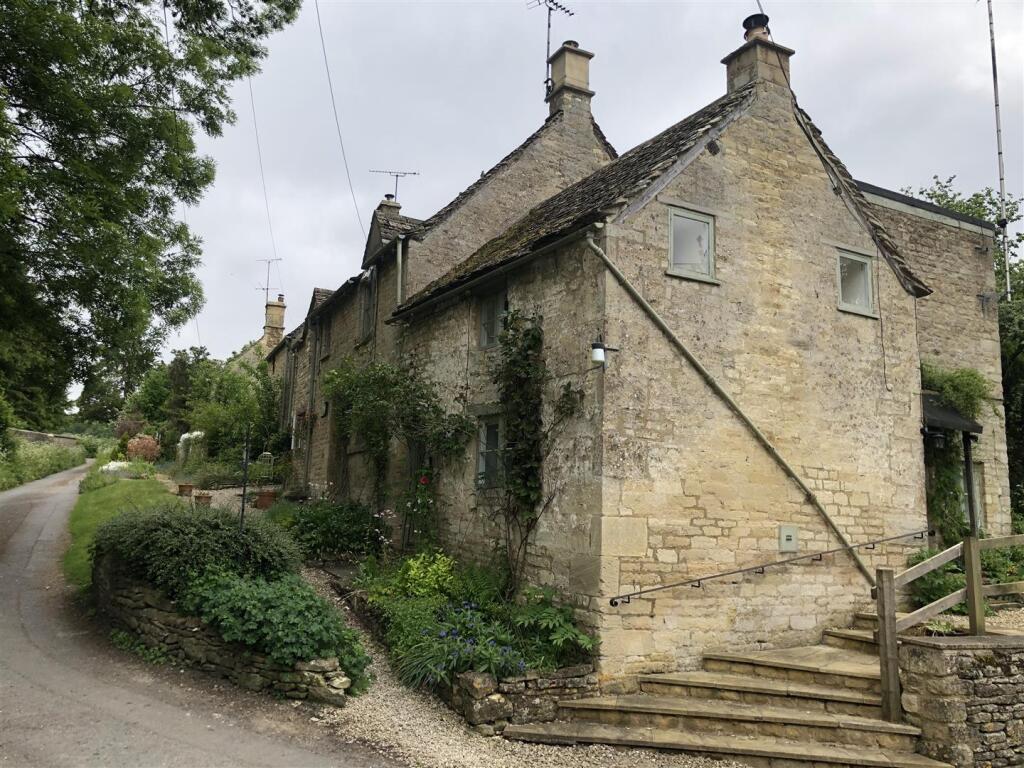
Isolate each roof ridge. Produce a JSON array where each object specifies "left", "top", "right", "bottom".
[{"left": 396, "top": 84, "right": 757, "bottom": 315}]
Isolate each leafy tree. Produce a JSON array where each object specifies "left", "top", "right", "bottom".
[
  {"left": 76, "top": 364, "right": 124, "bottom": 423},
  {"left": 0, "top": 0, "right": 300, "bottom": 426},
  {"left": 905, "top": 176, "right": 1023, "bottom": 531}
]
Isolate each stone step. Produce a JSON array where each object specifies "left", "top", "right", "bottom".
[
  {"left": 503, "top": 721, "right": 952, "bottom": 768},
  {"left": 639, "top": 671, "right": 881, "bottom": 718},
  {"left": 559, "top": 694, "right": 919, "bottom": 751},
  {"left": 822, "top": 628, "right": 879, "bottom": 654},
  {"left": 702, "top": 645, "right": 881, "bottom": 695},
  {"left": 851, "top": 611, "right": 911, "bottom": 631}
]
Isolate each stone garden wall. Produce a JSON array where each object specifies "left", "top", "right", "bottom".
[
  {"left": 900, "top": 635, "right": 1024, "bottom": 767},
  {"left": 93, "top": 555, "right": 352, "bottom": 706},
  {"left": 442, "top": 666, "right": 599, "bottom": 736}
]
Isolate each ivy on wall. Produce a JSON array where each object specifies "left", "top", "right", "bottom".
[
  {"left": 491, "top": 311, "right": 583, "bottom": 596},
  {"left": 921, "top": 362, "right": 991, "bottom": 545},
  {"left": 322, "top": 359, "right": 473, "bottom": 505}
]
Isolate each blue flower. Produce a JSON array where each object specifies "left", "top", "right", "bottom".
[{"left": 439, "top": 630, "right": 448, "bottom": 638}]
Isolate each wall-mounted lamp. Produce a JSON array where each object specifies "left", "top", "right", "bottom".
[
  {"left": 920, "top": 426, "right": 946, "bottom": 450},
  {"left": 591, "top": 336, "right": 619, "bottom": 366}
]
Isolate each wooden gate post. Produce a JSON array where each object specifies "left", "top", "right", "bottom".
[
  {"left": 963, "top": 535, "right": 986, "bottom": 636},
  {"left": 875, "top": 567, "right": 902, "bottom": 722}
]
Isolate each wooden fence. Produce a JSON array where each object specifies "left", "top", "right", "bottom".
[{"left": 874, "top": 533, "right": 1024, "bottom": 722}]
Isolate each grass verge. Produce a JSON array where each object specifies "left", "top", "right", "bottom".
[{"left": 63, "top": 476, "right": 174, "bottom": 590}]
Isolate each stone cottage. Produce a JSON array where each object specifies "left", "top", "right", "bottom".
[{"left": 261, "top": 18, "right": 1009, "bottom": 680}]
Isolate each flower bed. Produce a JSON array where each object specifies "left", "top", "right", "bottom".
[{"left": 345, "top": 552, "right": 597, "bottom": 733}]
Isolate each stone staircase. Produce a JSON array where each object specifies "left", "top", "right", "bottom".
[{"left": 504, "top": 619, "right": 951, "bottom": 768}]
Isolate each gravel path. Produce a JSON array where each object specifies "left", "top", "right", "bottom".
[
  {"left": 302, "top": 568, "right": 744, "bottom": 768},
  {"left": 944, "top": 604, "right": 1024, "bottom": 632}
]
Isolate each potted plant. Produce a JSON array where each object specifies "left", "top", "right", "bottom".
[{"left": 177, "top": 483, "right": 194, "bottom": 497}]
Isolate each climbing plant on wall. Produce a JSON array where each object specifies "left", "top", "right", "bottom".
[
  {"left": 491, "top": 311, "right": 584, "bottom": 596},
  {"left": 921, "top": 362, "right": 991, "bottom": 544},
  {"left": 322, "top": 359, "right": 473, "bottom": 505}
]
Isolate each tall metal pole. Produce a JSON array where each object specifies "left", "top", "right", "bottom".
[{"left": 987, "top": 0, "right": 1011, "bottom": 299}]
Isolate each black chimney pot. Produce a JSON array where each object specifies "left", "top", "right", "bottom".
[{"left": 743, "top": 13, "right": 769, "bottom": 31}]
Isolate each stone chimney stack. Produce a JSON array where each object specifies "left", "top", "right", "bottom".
[
  {"left": 546, "top": 40, "right": 594, "bottom": 116},
  {"left": 722, "top": 14, "right": 794, "bottom": 93},
  {"left": 263, "top": 293, "right": 285, "bottom": 351},
  {"left": 378, "top": 193, "right": 401, "bottom": 214}
]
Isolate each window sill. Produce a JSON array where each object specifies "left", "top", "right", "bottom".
[
  {"left": 837, "top": 304, "right": 879, "bottom": 319},
  {"left": 665, "top": 269, "right": 720, "bottom": 286}
]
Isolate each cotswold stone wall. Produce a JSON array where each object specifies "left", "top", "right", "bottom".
[
  {"left": 591, "top": 79, "right": 927, "bottom": 677},
  {"left": 900, "top": 636, "right": 1024, "bottom": 768},
  {"left": 866, "top": 198, "right": 1010, "bottom": 535},
  {"left": 443, "top": 666, "right": 599, "bottom": 736},
  {"left": 93, "top": 556, "right": 352, "bottom": 706}
]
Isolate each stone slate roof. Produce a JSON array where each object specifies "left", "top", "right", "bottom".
[
  {"left": 409, "top": 112, "right": 618, "bottom": 239},
  {"left": 378, "top": 209, "right": 422, "bottom": 243},
  {"left": 397, "top": 83, "right": 933, "bottom": 316},
  {"left": 396, "top": 84, "right": 756, "bottom": 314},
  {"left": 311, "top": 287, "right": 334, "bottom": 309}
]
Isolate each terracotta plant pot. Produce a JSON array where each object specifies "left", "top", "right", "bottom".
[
  {"left": 255, "top": 489, "right": 278, "bottom": 510},
  {"left": 177, "top": 483, "right": 194, "bottom": 497},
  {"left": 193, "top": 492, "right": 212, "bottom": 507}
]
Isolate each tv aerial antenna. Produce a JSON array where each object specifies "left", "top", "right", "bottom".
[
  {"left": 369, "top": 169, "right": 419, "bottom": 200},
  {"left": 527, "top": 0, "right": 574, "bottom": 98},
  {"left": 255, "top": 257, "right": 282, "bottom": 304}
]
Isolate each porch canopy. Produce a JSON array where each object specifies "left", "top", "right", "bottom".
[{"left": 922, "top": 392, "right": 983, "bottom": 435}]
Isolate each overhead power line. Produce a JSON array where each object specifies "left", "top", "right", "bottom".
[
  {"left": 313, "top": 0, "right": 365, "bottom": 238},
  {"left": 246, "top": 76, "right": 281, "bottom": 263}
]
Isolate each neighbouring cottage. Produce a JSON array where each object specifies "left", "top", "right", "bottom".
[{"left": 257, "top": 19, "right": 1009, "bottom": 681}]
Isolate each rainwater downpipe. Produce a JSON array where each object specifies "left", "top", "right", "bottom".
[
  {"left": 396, "top": 235, "right": 405, "bottom": 305},
  {"left": 583, "top": 226, "right": 874, "bottom": 586}
]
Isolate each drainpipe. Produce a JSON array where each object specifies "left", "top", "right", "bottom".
[
  {"left": 583, "top": 226, "right": 874, "bottom": 586},
  {"left": 396, "top": 235, "right": 405, "bottom": 305}
]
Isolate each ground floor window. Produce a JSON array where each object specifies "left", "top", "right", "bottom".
[{"left": 476, "top": 416, "right": 502, "bottom": 487}]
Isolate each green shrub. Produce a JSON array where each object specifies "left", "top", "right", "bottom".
[
  {"left": 79, "top": 470, "right": 119, "bottom": 494},
  {"left": 181, "top": 570, "right": 370, "bottom": 692},
  {"left": 92, "top": 504, "right": 301, "bottom": 597},
  {"left": 0, "top": 440, "right": 87, "bottom": 491},
  {"left": 906, "top": 545, "right": 1024, "bottom": 614},
  {"left": 356, "top": 553, "right": 593, "bottom": 688},
  {"left": 268, "top": 500, "right": 389, "bottom": 559}
]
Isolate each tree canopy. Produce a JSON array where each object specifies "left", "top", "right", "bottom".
[{"left": 0, "top": 0, "right": 300, "bottom": 428}]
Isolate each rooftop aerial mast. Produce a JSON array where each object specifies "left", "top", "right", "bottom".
[
  {"left": 528, "top": 0, "right": 574, "bottom": 98},
  {"left": 986, "top": 0, "right": 1011, "bottom": 299}
]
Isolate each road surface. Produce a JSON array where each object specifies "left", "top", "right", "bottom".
[{"left": 0, "top": 464, "right": 398, "bottom": 767}]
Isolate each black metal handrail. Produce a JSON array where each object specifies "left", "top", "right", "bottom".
[{"left": 608, "top": 528, "right": 932, "bottom": 607}]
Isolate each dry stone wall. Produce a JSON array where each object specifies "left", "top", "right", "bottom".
[
  {"left": 94, "top": 556, "right": 352, "bottom": 706},
  {"left": 444, "top": 666, "right": 599, "bottom": 736},
  {"left": 900, "top": 636, "right": 1024, "bottom": 767}
]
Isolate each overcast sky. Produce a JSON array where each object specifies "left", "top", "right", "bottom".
[{"left": 165, "top": 0, "right": 1024, "bottom": 360}]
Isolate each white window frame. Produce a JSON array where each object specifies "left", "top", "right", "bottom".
[
  {"left": 835, "top": 249, "right": 877, "bottom": 317},
  {"left": 667, "top": 207, "right": 717, "bottom": 283},
  {"left": 478, "top": 289, "right": 507, "bottom": 349},
  {"left": 476, "top": 415, "right": 503, "bottom": 488}
]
